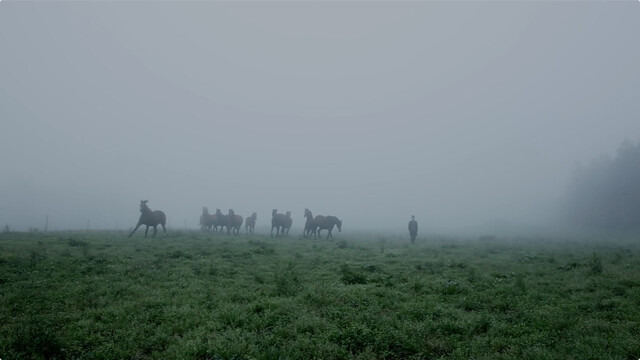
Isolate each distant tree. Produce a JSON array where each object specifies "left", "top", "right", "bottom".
[{"left": 565, "top": 140, "right": 640, "bottom": 229}]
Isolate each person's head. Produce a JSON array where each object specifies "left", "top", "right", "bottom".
[{"left": 411, "top": 215, "right": 415, "bottom": 220}]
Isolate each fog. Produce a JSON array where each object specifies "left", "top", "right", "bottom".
[{"left": 1, "top": 2, "right": 639, "bottom": 234}]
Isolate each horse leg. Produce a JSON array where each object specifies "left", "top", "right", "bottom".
[
  {"left": 161, "top": 223, "right": 167, "bottom": 234},
  {"left": 152, "top": 225, "right": 158, "bottom": 237},
  {"left": 144, "top": 225, "right": 149, "bottom": 238},
  {"left": 128, "top": 223, "right": 141, "bottom": 237},
  {"left": 327, "top": 229, "right": 332, "bottom": 240}
]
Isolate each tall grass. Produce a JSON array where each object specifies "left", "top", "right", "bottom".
[{"left": 1, "top": 231, "right": 639, "bottom": 359}]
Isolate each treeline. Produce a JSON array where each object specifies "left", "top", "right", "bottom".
[{"left": 565, "top": 140, "right": 640, "bottom": 229}]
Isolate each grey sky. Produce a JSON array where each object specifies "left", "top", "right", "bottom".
[{"left": 1, "top": 2, "right": 639, "bottom": 233}]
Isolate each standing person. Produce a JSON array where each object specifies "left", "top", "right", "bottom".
[{"left": 408, "top": 215, "right": 418, "bottom": 243}]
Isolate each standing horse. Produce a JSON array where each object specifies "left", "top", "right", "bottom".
[
  {"left": 200, "top": 207, "right": 216, "bottom": 232},
  {"left": 129, "top": 200, "right": 167, "bottom": 238},
  {"left": 215, "top": 209, "right": 228, "bottom": 233},
  {"left": 303, "top": 208, "right": 315, "bottom": 238},
  {"left": 312, "top": 215, "right": 342, "bottom": 240},
  {"left": 271, "top": 209, "right": 288, "bottom": 237},
  {"left": 227, "top": 209, "right": 243, "bottom": 235},
  {"left": 245, "top": 212, "right": 257, "bottom": 234}
]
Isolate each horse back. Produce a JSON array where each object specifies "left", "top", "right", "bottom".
[{"left": 154, "top": 210, "right": 166, "bottom": 225}]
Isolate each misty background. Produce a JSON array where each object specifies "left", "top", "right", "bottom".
[{"left": 1, "top": 2, "right": 639, "bottom": 234}]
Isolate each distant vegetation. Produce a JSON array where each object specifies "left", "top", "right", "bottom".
[
  {"left": 565, "top": 140, "right": 640, "bottom": 230},
  {"left": 1, "top": 231, "right": 639, "bottom": 359}
]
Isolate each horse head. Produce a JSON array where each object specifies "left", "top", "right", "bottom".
[
  {"left": 336, "top": 218, "right": 342, "bottom": 232},
  {"left": 140, "top": 200, "right": 150, "bottom": 213}
]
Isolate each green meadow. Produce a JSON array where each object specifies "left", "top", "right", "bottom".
[{"left": 1, "top": 230, "right": 639, "bottom": 359}]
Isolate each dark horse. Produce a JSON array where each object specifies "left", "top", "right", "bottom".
[
  {"left": 271, "top": 209, "right": 288, "bottom": 237},
  {"left": 312, "top": 215, "right": 342, "bottom": 240},
  {"left": 283, "top": 211, "right": 293, "bottom": 235},
  {"left": 129, "top": 200, "right": 167, "bottom": 238},
  {"left": 303, "top": 208, "right": 315, "bottom": 238},
  {"left": 227, "top": 209, "right": 243, "bottom": 235},
  {"left": 200, "top": 207, "right": 216, "bottom": 232},
  {"left": 215, "top": 209, "right": 228, "bottom": 233},
  {"left": 245, "top": 212, "right": 257, "bottom": 234}
]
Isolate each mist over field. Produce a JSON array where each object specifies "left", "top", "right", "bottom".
[{"left": 1, "top": 2, "right": 639, "bottom": 234}]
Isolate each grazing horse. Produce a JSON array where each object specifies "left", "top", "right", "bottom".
[
  {"left": 312, "top": 215, "right": 342, "bottom": 240},
  {"left": 227, "top": 209, "right": 243, "bottom": 235},
  {"left": 215, "top": 209, "right": 228, "bottom": 233},
  {"left": 245, "top": 212, "right": 257, "bottom": 234},
  {"left": 129, "top": 200, "right": 167, "bottom": 238},
  {"left": 271, "top": 209, "right": 288, "bottom": 237},
  {"left": 200, "top": 207, "right": 216, "bottom": 232},
  {"left": 304, "top": 208, "right": 315, "bottom": 238}
]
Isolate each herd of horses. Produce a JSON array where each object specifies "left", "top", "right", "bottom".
[
  {"left": 199, "top": 207, "right": 257, "bottom": 236},
  {"left": 128, "top": 200, "right": 342, "bottom": 239}
]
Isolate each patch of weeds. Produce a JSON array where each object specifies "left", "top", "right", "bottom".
[
  {"left": 67, "top": 238, "right": 88, "bottom": 247},
  {"left": 514, "top": 273, "right": 527, "bottom": 293},
  {"left": 274, "top": 262, "right": 302, "bottom": 296},
  {"left": 7, "top": 315, "right": 64, "bottom": 359},
  {"left": 337, "top": 239, "right": 348, "bottom": 249},
  {"left": 363, "top": 264, "right": 381, "bottom": 273},
  {"left": 472, "top": 314, "right": 491, "bottom": 334},
  {"left": 168, "top": 250, "right": 192, "bottom": 259},
  {"left": 589, "top": 252, "right": 603, "bottom": 275},
  {"left": 207, "top": 263, "right": 219, "bottom": 276},
  {"left": 467, "top": 267, "right": 478, "bottom": 283},
  {"left": 250, "top": 241, "right": 275, "bottom": 255},
  {"left": 29, "top": 249, "right": 46, "bottom": 266},
  {"left": 560, "top": 261, "right": 582, "bottom": 271},
  {"left": 254, "top": 273, "right": 265, "bottom": 284},
  {"left": 329, "top": 322, "right": 375, "bottom": 353},
  {"left": 441, "top": 280, "right": 463, "bottom": 296},
  {"left": 458, "top": 296, "right": 484, "bottom": 312},
  {"left": 410, "top": 277, "right": 425, "bottom": 293},
  {"left": 339, "top": 264, "right": 368, "bottom": 285}
]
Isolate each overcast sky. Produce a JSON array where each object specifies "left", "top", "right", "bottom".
[{"left": 1, "top": 1, "right": 639, "bottom": 234}]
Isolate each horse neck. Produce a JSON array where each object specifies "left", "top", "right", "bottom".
[{"left": 141, "top": 205, "right": 152, "bottom": 215}]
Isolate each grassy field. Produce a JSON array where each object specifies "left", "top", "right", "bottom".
[{"left": 1, "top": 230, "right": 639, "bottom": 359}]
